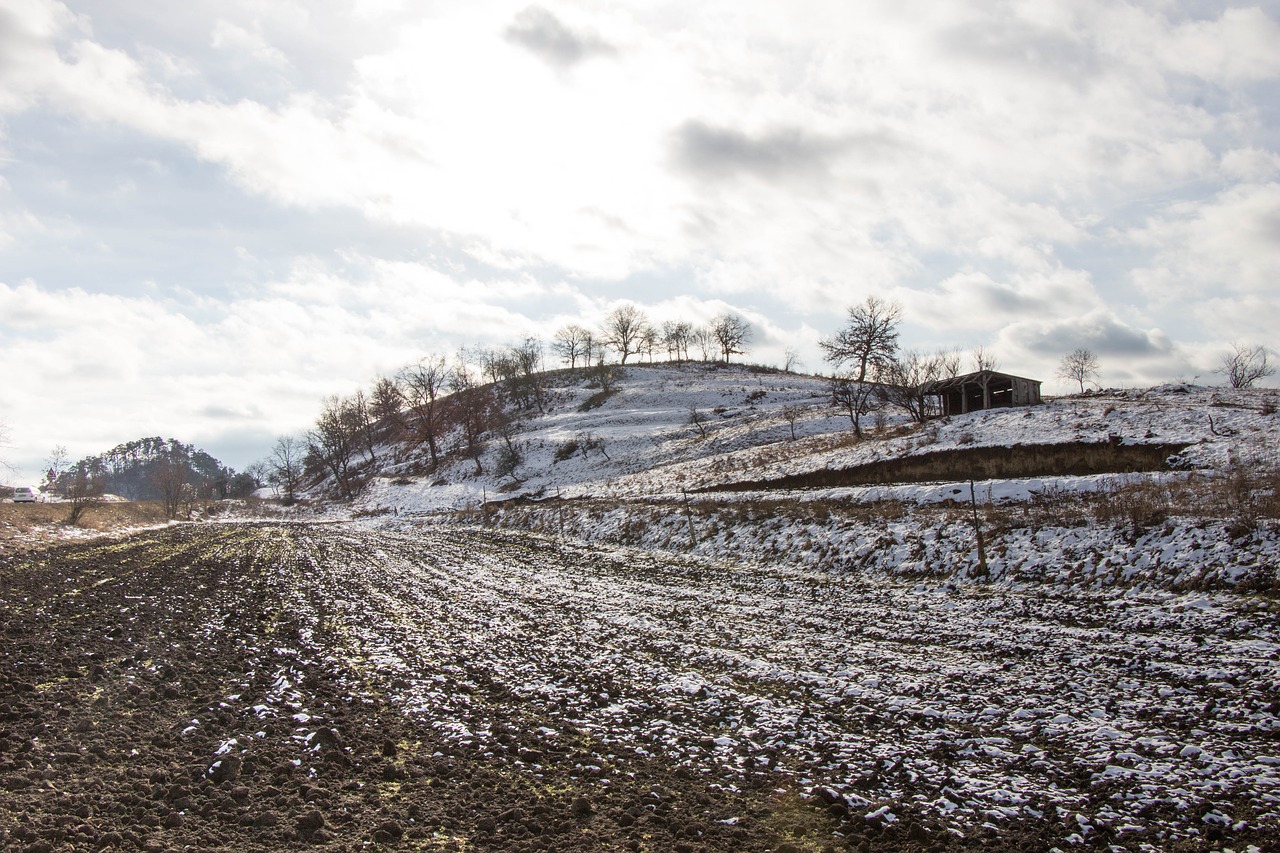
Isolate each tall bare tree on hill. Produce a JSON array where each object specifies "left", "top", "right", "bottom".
[
  {"left": 551, "top": 324, "right": 593, "bottom": 368},
  {"left": 820, "top": 296, "right": 902, "bottom": 438},
  {"left": 309, "top": 395, "right": 360, "bottom": 499},
  {"left": 448, "top": 361, "right": 496, "bottom": 474},
  {"left": 507, "top": 337, "right": 547, "bottom": 413},
  {"left": 350, "top": 388, "right": 379, "bottom": 465},
  {"left": 709, "top": 313, "right": 752, "bottom": 364},
  {"left": 400, "top": 355, "right": 450, "bottom": 468},
  {"left": 1057, "top": 348, "right": 1100, "bottom": 393},
  {"left": 601, "top": 304, "right": 650, "bottom": 364},
  {"left": 662, "top": 320, "right": 694, "bottom": 362},
  {"left": 151, "top": 448, "right": 188, "bottom": 518},
  {"left": 1216, "top": 343, "right": 1275, "bottom": 388},
  {"left": 269, "top": 435, "right": 305, "bottom": 504}
]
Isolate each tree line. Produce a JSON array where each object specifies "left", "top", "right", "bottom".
[
  {"left": 42, "top": 438, "right": 255, "bottom": 522},
  {"left": 262, "top": 305, "right": 756, "bottom": 502}
]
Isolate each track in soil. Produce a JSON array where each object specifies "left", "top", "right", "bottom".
[{"left": 1, "top": 522, "right": 1277, "bottom": 851}]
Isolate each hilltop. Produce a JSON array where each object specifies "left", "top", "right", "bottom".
[
  {"left": 341, "top": 364, "right": 1279, "bottom": 510},
  {"left": 306, "top": 363, "right": 1280, "bottom": 593}
]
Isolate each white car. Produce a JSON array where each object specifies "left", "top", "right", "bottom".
[{"left": 11, "top": 486, "right": 37, "bottom": 503}]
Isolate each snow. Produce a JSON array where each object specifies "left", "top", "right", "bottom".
[{"left": 258, "top": 523, "right": 1280, "bottom": 846}]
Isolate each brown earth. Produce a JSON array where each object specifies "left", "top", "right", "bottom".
[
  {"left": 4, "top": 521, "right": 1270, "bottom": 852},
  {"left": 695, "top": 440, "right": 1189, "bottom": 493},
  {"left": 0, "top": 523, "right": 968, "bottom": 852}
]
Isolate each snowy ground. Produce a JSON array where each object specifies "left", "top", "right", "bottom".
[
  {"left": 258, "top": 523, "right": 1280, "bottom": 849},
  {"left": 352, "top": 365, "right": 1280, "bottom": 517}
]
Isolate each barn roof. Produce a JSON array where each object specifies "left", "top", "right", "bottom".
[{"left": 920, "top": 369, "right": 1042, "bottom": 393}]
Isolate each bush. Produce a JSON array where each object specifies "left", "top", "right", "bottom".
[{"left": 578, "top": 389, "right": 617, "bottom": 412}]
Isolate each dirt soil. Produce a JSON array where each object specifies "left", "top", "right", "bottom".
[
  {"left": 0, "top": 524, "right": 879, "bottom": 852},
  {"left": 1, "top": 522, "right": 1276, "bottom": 852}
]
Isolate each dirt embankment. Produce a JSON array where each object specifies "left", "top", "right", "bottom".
[{"left": 697, "top": 440, "right": 1189, "bottom": 493}]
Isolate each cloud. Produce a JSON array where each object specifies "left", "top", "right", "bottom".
[
  {"left": 504, "top": 5, "right": 615, "bottom": 69},
  {"left": 991, "top": 309, "right": 1198, "bottom": 390},
  {"left": 670, "top": 120, "right": 858, "bottom": 184},
  {"left": 1126, "top": 180, "right": 1280, "bottom": 337},
  {"left": 210, "top": 19, "right": 291, "bottom": 70}
]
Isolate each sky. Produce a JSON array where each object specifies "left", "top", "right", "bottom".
[{"left": 1, "top": 0, "right": 1278, "bottom": 483}]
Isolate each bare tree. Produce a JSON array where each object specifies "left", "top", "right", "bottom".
[
  {"left": 781, "top": 405, "right": 802, "bottom": 440},
  {"left": 662, "top": 320, "right": 694, "bottom": 362},
  {"left": 882, "top": 349, "right": 950, "bottom": 422},
  {"left": 600, "top": 304, "right": 651, "bottom": 364},
  {"left": 309, "top": 395, "right": 360, "bottom": 499},
  {"left": 64, "top": 464, "right": 104, "bottom": 525},
  {"left": 0, "top": 419, "right": 11, "bottom": 475},
  {"left": 151, "top": 448, "right": 188, "bottom": 519},
  {"left": 400, "top": 355, "right": 450, "bottom": 468},
  {"left": 351, "top": 387, "right": 379, "bottom": 465},
  {"left": 244, "top": 460, "right": 269, "bottom": 490},
  {"left": 551, "top": 324, "right": 593, "bottom": 368},
  {"left": 692, "top": 326, "right": 716, "bottom": 362},
  {"left": 782, "top": 348, "right": 802, "bottom": 373},
  {"left": 508, "top": 337, "right": 547, "bottom": 413},
  {"left": 447, "top": 361, "right": 496, "bottom": 474},
  {"left": 1216, "top": 342, "right": 1275, "bottom": 388},
  {"left": 1057, "top": 347, "right": 1100, "bottom": 393},
  {"left": 820, "top": 296, "right": 902, "bottom": 438},
  {"left": 43, "top": 444, "right": 69, "bottom": 496},
  {"left": 269, "top": 435, "right": 305, "bottom": 504},
  {"left": 494, "top": 421, "right": 525, "bottom": 485},
  {"left": 709, "top": 313, "right": 752, "bottom": 364},
  {"left": 638, "top": 325, "right": 660, "bottom": 363},
  {"left": 688, "top": 405, "right": 709, "bottom": 439},
  {"left": 937, "top": 347, "right": 963, "bottom": 380},
  {"left": 971, "top": 345, "right": 999, "bottom": 373}
]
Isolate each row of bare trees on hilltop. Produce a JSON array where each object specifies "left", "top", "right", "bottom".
[
  {"left": 264, "top": 296, "right": 1274, "bottom": 502},
  {"left": 264, "top": 306, "right": 756, "bottom": 501}
]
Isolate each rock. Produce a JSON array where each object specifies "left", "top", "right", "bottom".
[
  {"left": 313, "top": 728, "right": 341, "bottom": 749},
  {"left": 571, "top": 796, "right": 593, "bottom": 817},
  {"left": 207, "top": 756, "right": 242, "bottom": 784},
  {"left": 296, "top": 810, "right": 325, "bottom": 837},
  {"left": 373, "top": 820, "right": 403, "bottom": 843},
  {"left": 477, "top": 817, "right": 497, "bottom": 833}
]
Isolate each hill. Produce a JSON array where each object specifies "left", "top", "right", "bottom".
[
  {"left": 306, "top": 363, "right": 1280, "bottom": 593},
  {"left": 340, "top": 362, "right": 1276, "bottom": 507},
  {"left": 51, "top": 437, "right": 255, "bottom": 502}
]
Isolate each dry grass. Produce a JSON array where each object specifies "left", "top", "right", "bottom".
[
  {"left": 0, "top": 498, "right": 292, "bottom": 555},
  {"left": 0, "top": 500, "right": 171, "bottom": 555}
]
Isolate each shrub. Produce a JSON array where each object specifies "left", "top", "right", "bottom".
[
  {"left": 553, "top": 440, "right": 580, "bottom": 463},
  {"left": 578, "top": 389, "right": 617, "bottom": 411}
]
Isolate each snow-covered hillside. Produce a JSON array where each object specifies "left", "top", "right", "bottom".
[
  {"left": 327, "top": 364, "right": 1280, "bottom": 593},
  {"left": 349, "top": 363, "right": 1279, "bottom": 515}
]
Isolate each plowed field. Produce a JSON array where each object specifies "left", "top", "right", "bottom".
[{"left": 2, "top": 523, "right": 1277, "bottom": 851}]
